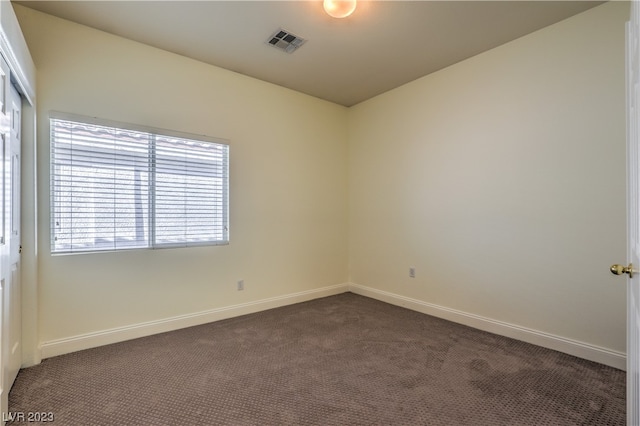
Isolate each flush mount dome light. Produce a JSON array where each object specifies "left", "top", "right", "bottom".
[{"left": 323, "top": 0, "right": 357, "bottom": 18}]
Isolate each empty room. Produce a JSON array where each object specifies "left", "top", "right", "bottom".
[{"left": 0, "top": 0, "right": 634, "bottom": 424}]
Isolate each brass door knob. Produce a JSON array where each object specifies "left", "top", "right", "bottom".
[{"left": 610, "top": 263, "right": 635, "bottom": 278}]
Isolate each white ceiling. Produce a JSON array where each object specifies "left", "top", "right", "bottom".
[{"left": 14, "top": 1, "right": 605, "bottom": 106}]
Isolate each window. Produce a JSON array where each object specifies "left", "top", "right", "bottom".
[{"left": 50, "top": 113, "right": 229, "bottom": 254}]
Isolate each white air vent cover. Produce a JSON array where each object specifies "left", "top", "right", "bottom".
[{"left": 267, "top": 29, "right": 306, "bottom": 54}]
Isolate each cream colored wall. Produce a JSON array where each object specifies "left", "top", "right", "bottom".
[
  {"left": 13, "top": 2, "right": 630, "bottom": 362},
  {"left": 348, "top": 2, "right": 628, "bottom": 354},
  {"left": 14, "top": 6, "right": 349, "bottom": 345}
]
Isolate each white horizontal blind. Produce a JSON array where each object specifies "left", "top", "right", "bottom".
[
  {"left": 153, "top": 135, "right": 229, "bottom": 246},
  {"left": 50, "top": 116, "right": 229, "bottom": 254}
]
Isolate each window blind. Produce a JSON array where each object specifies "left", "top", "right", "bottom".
[{"left": 50, "top": 116, "right": 229, "bottom": 254}]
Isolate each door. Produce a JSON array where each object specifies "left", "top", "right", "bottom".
[
  {"left": 626, "top": 3, "right": 640, "bottom": 424},
  {"left": 0, "top": 54, "right": 10, "bottom": 417},
  {"left": 0, "top": 62, "right": 21, "bottom": 420},
  {"left": 0, "top": 54, "right": 21, "bottom": 418},
  {"left": 6, "top": 84, "right": 20, "bottom": 392}
]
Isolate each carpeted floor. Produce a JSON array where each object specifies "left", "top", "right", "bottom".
[{"left": 7, "top": 293, "right": 625, "bottom": 425}]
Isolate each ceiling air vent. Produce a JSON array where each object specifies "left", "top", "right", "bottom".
[{"left": 267, "top": 29, "right": 306, "bottom": 54}]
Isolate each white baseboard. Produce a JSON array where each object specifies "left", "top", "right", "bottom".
[
  {"left": 348, "top": 282, "right": 626, "bottom": 370},
  {"left": 40, "top": 283, "right": 349, "bottom": 360},
  {"left": 39, "top": 282, "right": 626, "bottom": 370}
]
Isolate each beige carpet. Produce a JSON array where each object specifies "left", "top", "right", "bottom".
[{"left": 8, "top": 293, "right": 625, "bottom": 425}]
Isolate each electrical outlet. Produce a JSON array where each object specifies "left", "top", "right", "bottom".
[
  {"left": 409, "top": 267, "right": 415, "bottom": 278},
  {"left": 237, "top": 280, "right": 244, "bottom": 291}
]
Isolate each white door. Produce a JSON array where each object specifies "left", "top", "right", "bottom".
[
  {"left": 0, "top": 74, "right": 20, "bottom": 419},
  {"left": 6, "top": 84, "right": 20, "bottom": 392},
  {"left": 0, "top": 54, "right": 10, "bottom": 418},
  {"left": 623, "top": 3, "right": 640, "bottom": 424}
]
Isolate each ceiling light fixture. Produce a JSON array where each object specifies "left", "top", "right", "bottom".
[{"left": 323, "top": 0, "right": 357, "bottom": 18}]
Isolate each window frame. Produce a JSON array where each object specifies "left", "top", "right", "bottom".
[{"left": 49, "top": 111, "right": 230, "bottom": 255}]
